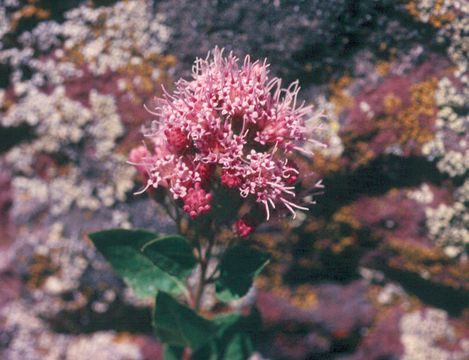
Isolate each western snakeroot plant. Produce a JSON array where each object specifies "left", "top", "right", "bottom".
[{"left": 89, "top": 47, "right": 323, "bottom": 359}]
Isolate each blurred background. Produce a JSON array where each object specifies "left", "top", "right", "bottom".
[{"left": 1, "top": 0, "right": 468, "bottom": 359}]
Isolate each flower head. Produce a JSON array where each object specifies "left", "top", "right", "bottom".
[
  {"left": 131, "top": 47, "right": 322, "bottom": 220},
  {"left": 183, "top": 182, "right": 212, "bottom": 218}
]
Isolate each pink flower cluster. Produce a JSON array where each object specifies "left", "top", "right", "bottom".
[{"left": 129, "top": 48, "right": 320, "bottom": 220}]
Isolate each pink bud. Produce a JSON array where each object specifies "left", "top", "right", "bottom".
[
  {"left": 235, "top": 217, "right": 255, "bottom": 237},
  {"left": 182, "top": 183, "right": 212, "bottom": 218}
]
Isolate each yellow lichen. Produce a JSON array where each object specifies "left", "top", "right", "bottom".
[
  {"left": 383, "top": 93, "right": 402, "bottom": 111},
  {"left": 404, "top": 0, "right": 455, "bottom": 28},
  {"left": 254, "top": 232, "right": 288, "bottom": 261},
  {"left": 256, "top": 272, "right": 283, "bottom": 291},
  {"left": 383, "top": 239, "right": 469, "bottom": 290},
  {"left": 342, "top": 77, "right": 437, "bottom": 166},
  {"left": 10, "top": 5, "right": 50, "bottom": 31},
  {"left": 376, "top": 61, "right": 391, "bottom": 76},
  {"left": 410, "top": 79, "right": 438, "bottom": 116},
  {"left": 272, "top": 286, "right": 291, "bottom": 299},
  {"left": 291, "top": 284, "right": 318, "bottom": 309},
  {"left": 352, "top": 141, "right": 375, "bottom": 167},
  {"left": 27, "top": 254, "right": 59, "bottom": 289},
  {"left": 333, "top": 205, "right": 361, "bottom": 230},
  {"left": 364, "top": 78, "right": 439, "bottom": 154},
  {"left": 391, "top": 78, "right": 437, "bottom": 147},
  {"left": 311, "top": 152, "right": 342, "bottom": 175},
  {"left": 120, "top": 54, "right": 177, "bottom": 94},
  {"left": 329, "top": 75, "right": 354, "bottom": 114},
  {"left": 331, "top": 236, "right": 355, "bottom": 254}
]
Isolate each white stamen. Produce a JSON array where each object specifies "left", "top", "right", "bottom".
[
  {"left": 134, "top": 180, "right": 153, "bottom": 195},
  {"left": 268, "top": 198, "right": 276, "bottom": 209},
  {"left": 143, "top": 103, "right": 160, "bottom": 116},
  {"left": 263, "top": 200, "right": 270, "bottom": 221},
  {"left": 280, "top": 197, "right": 309, "bottom": 211},
  {"left": 293, "top": 146, "right": 315, "bottom": 157},
  {"left": 283, "top": 201, "right": 297, "bottom": 219}
]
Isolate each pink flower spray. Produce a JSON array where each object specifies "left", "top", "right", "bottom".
[{"left": 129, "top": 47, "right": 323, "bottom": 224}]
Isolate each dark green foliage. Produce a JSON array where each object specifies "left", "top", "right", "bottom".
[
  {"left": 88, "top": 229, "right": 181, "bottom": 298},
  {"left": 153, "top": 292, "right": 218, "bottom": 351},
  {"left": 142, "top": 235, "right": 197, "bottom": 279},
  {"left": 216, "top": 246, "right": 270, "bottom": 302},
  {"left": 89, "top": 230, "right": 268, "bottom": 358},
  {"left": 191, "top": 309, "right": 261, "bottom": 360},
  {"left": 163, "top": 346, "right": 185, "bottom": 360}
]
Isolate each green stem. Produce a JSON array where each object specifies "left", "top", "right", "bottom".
[{"left": 194, "top": 232, "right": 215, "bottom": 311}]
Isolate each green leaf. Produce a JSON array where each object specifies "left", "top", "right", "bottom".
[
  {"left": 214, "top": 309, "right": 260, "bottom": 360},
  {"left": 191, "top": 309, "right": 261, "bottom": 360},
  {"left": 142, "top": 235, "right": 197, "bottom": 279},
  {"left": 153, "top": 292, "right": 218, "bottom": 351},
  {"left": 221, "top": 333, "right": 253, "bottom": 360},
  {"left": 88, "top": 229, "right": 181, "bottom": 298},
  {"left": 215, "top": 246, "right": 270, "bottom": 302},
  {"left": 212, "top": 313, "right": 242, "bottom": 327},
  {"left": 163, "top": 345, "right": 185, "bottom": 360},
  {"left": 189, "top": 345, "right": 215, "bottom": 360}
]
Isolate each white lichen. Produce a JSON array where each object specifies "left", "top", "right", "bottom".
[
  {"left": 422, "top": 5, "right": 469, "bottom": 178},
  {"left": 307, "top": 94, "right": 344, "bottom": 158},
  {"left": 4, "top": 86, "right": 135, "bottom": 215},
  {"left": 66, "top": 333, "right": 142, "bottom": 360},
  {"left": 377, "top": 283, "right": 405, "bottom": 305},
  {"left": 0, "top": 302, "right": 143, "bottom": 360},
  {"left": 425, "top": 179, "right": 469, "bottom": 256},
  {"left": 406, "top": 183, "right": 434, "bottom": 204},
  {"left": 60, "top": 0, "right": 170, "bottom": 75},
  {"left": 88, "top": 90, "right": 124, "bottom": 157},
  {"left": 400, "top": 308, "right": 469, "bottom": 360}
]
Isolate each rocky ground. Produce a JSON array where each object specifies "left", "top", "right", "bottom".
[{"left": 1, "top": 0, "right": 468, "bottom": 359}]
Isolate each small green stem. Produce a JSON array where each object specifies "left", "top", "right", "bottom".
[
  {"left": 162, "top": 200, "right": 216, "bottom": 313},
  {"left": 194, "top": 232, "right": 215, "bottom": 311}
]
